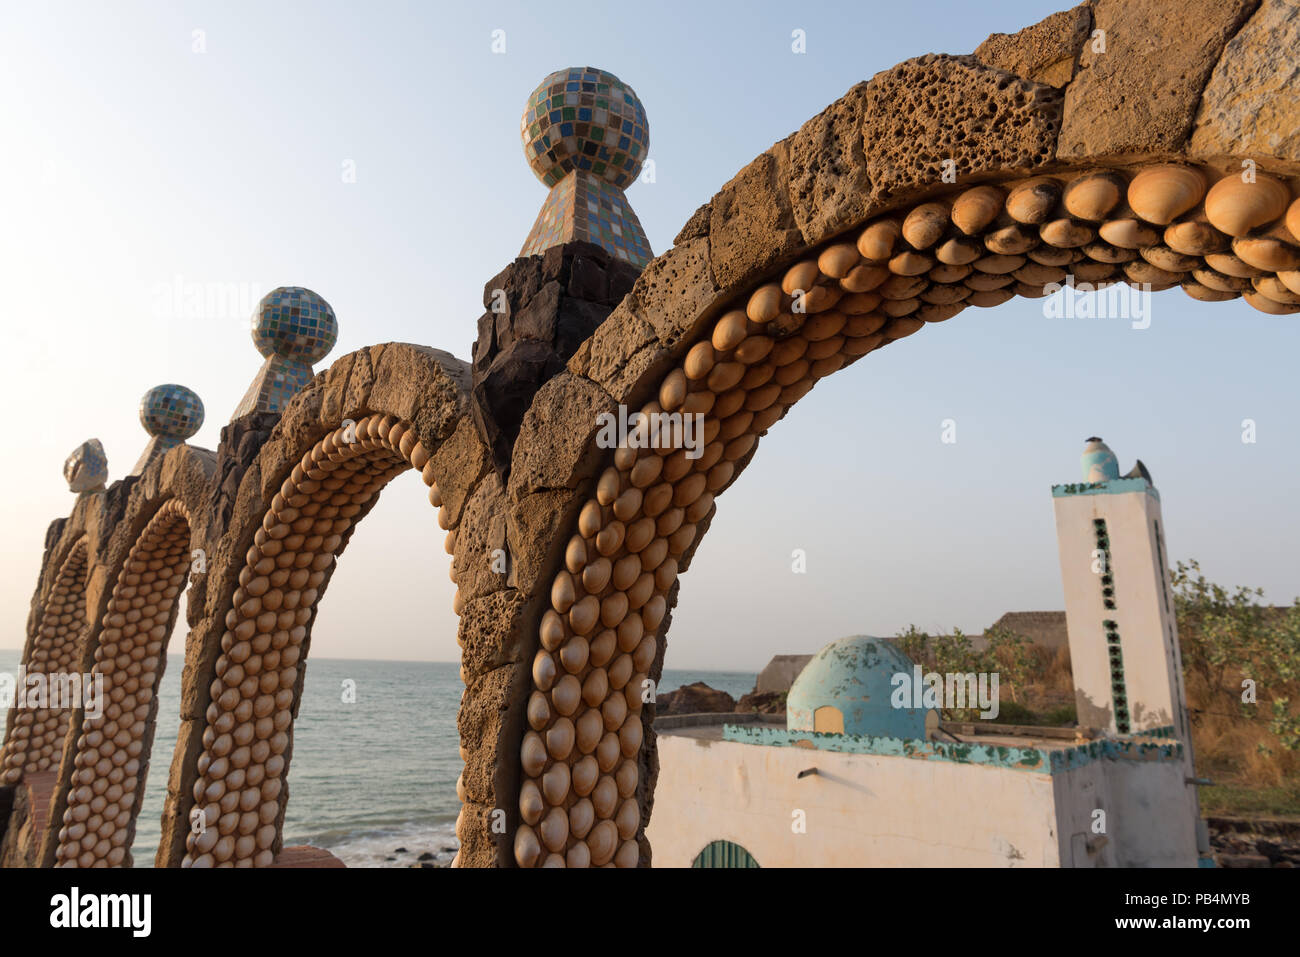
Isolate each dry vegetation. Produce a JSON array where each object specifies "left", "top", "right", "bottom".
[{"left": 899, "top": 562, "right": 1300, "bottom": 816}]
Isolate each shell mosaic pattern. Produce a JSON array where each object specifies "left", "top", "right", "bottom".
[
  {"left": 522, "top": 67, "right": 648, "bottom": 189},
  {"left": 55, "top": 501, "right": 192, "bottom": 867},
  {"left": 252, "top": 287, "right": 338, "bottom": 363},
  {"left": 179, "top": 415, "right": 434, "bottom": 866},
  {"left": 512, "top": 162, "right": 1300, "bottom": 867},
  {"left": 0, "top": 544, "right": 89, "bottom": 785},
  {"left": 139, "top": 384, "right": 204, "bottom": 440},
  {"left": 520, "top": 171, "right": 653, "bottom": 268},
  {"left": 64, "top": 439, "right": 108, "bottom": 493},
  {"left": 6, "top": 0, "right": 1299, "bottom": 871}
]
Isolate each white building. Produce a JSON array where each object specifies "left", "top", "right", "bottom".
[{"left": 647, "top": 441, "right": 1210, "bottom": 868}]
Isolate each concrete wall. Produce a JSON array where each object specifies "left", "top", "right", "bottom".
[
  {"left": 1050, "top": 758, "right": 1195, "bottom": 867},
  {"left": 646, "top": 733, "right": 1063, "bottom": 867},
  {"left": 755, "top": 655, "right": 813, "bottom": 693}
]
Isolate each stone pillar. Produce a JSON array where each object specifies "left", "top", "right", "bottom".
[{"left": 469, "top": 241, "right": 640, "bottom": 479}]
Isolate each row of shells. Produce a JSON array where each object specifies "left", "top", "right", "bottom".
[
  {"left": 178, "top": 414, "right": 429, "bottom": 866},
  {"left": 55, "top": 501, "right": 191, "bottom": 868},
  {"left": 789, "top": 164, "right": 1300, "bottom": 317},
  {"left": 0, "top": 546, "right": 90, "bottom": 785},
  {"left": 514, "top": 161, "right": 1300, "bottom": 867}
]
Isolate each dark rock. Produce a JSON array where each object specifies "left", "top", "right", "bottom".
[
  {"left": 468, "top": 241, "right": 639, "bottom": 480},
  {"left": 655, "top": 682, "right": 736, "bottom": 716},
  {"left": 210, "top": 411, "right": 280, "bottom": 537},
  {"left": 737, "top": 690, "right": 786, "bottom": 715},
  {"left": 417, "top": 851, "right": 434, "bottom": 861},
  {"left": 394, "top": 846, "right": 407, "bottom": 853}
]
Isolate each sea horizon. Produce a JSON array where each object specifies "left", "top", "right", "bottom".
[{"left": 0, "top": 649, "right": 756, "bottom": 867}]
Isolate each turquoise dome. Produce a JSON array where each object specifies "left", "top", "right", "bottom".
[
  {"left": 787, "top": 636, "right": 928, "bottom": 739},
  {"left": 1081, "top": 437, "right": 1120, "bottom": 483}
]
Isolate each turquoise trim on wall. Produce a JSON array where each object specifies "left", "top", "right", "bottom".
[
  {"left": 720, "top": 724, "right": 1183, "bottom": 775},
  {"left": 1051, "top": 477, "right": 1160, "bottom": 501}
]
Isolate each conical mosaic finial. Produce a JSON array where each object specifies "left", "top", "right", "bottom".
[
  {"left": 64, "top": 439, "right": 108, "bottom": 493},
  {"left": 232, "top": 287, "right": 338, "bottom": 418},
  {"left": 519, "top": 67, "right": 653, "bottom": 269},
  {"left": 131, "top": 384, "right": 204, "bottom": 475}
]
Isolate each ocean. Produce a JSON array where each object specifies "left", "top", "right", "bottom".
[{"left": 0, "top": 649, "right": 754, "bottom": 867}]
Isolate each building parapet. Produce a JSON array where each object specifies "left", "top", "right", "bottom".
[{"left": 720, "top": 724, "right": 1183, "bottom": 774}]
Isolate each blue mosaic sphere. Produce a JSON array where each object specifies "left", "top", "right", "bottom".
[
  {"left": 252, "top": 287, "right": 338, "bottom": 362},
  {"left": 521, "top": 67, "right": 649, "bottom": 189},
  {"left": 139, "top": 384, "right": 204, "bottom": 439}
]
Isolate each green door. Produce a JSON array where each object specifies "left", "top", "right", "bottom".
[{"left": 691, "top": 840, "right": 760, "bottom": 868}]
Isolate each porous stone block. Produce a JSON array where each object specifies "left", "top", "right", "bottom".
[
  {"left": 789, "top": 55, "right": 1063, "bottom": 245},
  {"left": 856, "top": 55, "right": 1062, "bottom": 210},
  {"left": 1189, "top": 0, "right": 1300, "bottom": 165},
  {"left": 1058, "top": 0, "right": 1259, "bottom": 159},
  {"left": 974, "top": 3, "right": 1092, "bottom": 87},
  {"left": 708, "top": 143, "right": 805, "bottom": 291}
]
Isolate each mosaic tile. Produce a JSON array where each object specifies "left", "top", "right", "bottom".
[
  {"left": 139, "top": 384, "right": 204, "bottom": 439},
  {"left": 235, "top": 287, "right": 337, "bottom": 417},
  {"left": 520, "top": 171, "right": 652, "bottom": 269},
  {"left": 522, "top": 67, "right": 649, "bottom": 191},
  {"left": 252, "top": 287, "right": 337, "bottom": 363},
  {"left": 131, "top": 384, "right": 203, "bottom": 476},
  {"left": 64, "top": 438, "right": 108, "bottom": 493},
  {"left": 232, "top": 355, "right": 317, "bottom": 418}
]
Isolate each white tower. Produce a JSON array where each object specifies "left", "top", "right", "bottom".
[{"left": 1052, "top": 439, "right": 1209, "bottom": 861}]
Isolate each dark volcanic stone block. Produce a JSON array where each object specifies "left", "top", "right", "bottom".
[{"left": 469, "top": 241, "right": 640, "bottom": 479}]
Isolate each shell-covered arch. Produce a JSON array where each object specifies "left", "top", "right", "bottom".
[
  {"left": 53, "top": 499, "right": 196, "bottom": 867},
  {"left": 478, "top": 0, "right": 1300, "bottom": 866},
  {"left": 3, "top": 0, "right": 1297, "bottom": 870},
  {"left": 156, "top": 343, "right": 490, "bottom": 867},
  {"left": 0, "top": 440, "right": 217, "bottom": 869},
  {"left": 0, "top": 539, "right": 90, "bottom": 784}
]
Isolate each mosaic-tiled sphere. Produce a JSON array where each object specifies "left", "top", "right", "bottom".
[
  {"left": 139, "top": 384, "right": 204, "bottom": 439},
  {"left": 252, "top": 287, "right": 338, "bottom": 362},
  {"left": 521, "top": 67, "right": 649, "bottom": 189}
]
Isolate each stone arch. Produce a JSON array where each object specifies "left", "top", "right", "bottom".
[
  {"left": 0, "top": 439, "right": 217, "bottom": 869},
  {"left": 0, "top": 539, "right": 90, "bottom": 784},
  {"left": 491, "top": 0, "right": 1300, "bottom": 866},
  {"left": 154, "top": 343, "right": 488, "bottom": 867},
  {"left": 53, "top": 500, "right": 195, "bottom": 867}
]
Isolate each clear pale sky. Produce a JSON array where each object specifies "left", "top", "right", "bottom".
[{"left": 1, "top": 1, "right": 1296, "bottom": 670}]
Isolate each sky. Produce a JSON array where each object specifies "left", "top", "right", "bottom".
[{"left": 0, "top": 0, "right": 1296, "bottom": 671}]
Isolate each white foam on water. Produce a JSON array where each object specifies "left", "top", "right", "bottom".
[{"left": 305, "top": 819, "right": 461, "bottom": 868}]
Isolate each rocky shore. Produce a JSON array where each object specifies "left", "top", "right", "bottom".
[
  {"left": 1208, "top": 818, "right": 1300, "bottom": 868},
  {"left": 654, "top": 681, "right": 785, "bottom": 716},
  {"left": 379, "top": 844, "right": 459, "bottom": 868}
]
